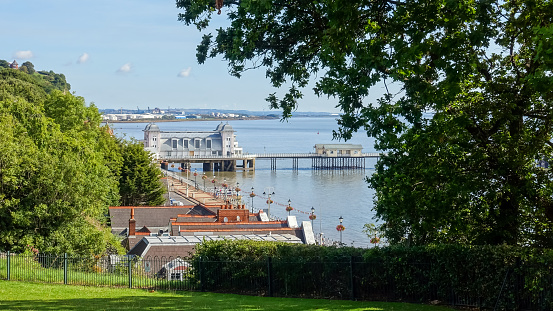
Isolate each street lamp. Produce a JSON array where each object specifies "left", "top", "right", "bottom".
[
  {"left": 249, "top": 187, "right": 255, "bottom": 212},
  {"left": 286, "top": 199, "right": 293, "bottom": 216},
  {"left": 223, "top": 178, "right": 228, "bottom": 201},
  {"left": 193, "top": 169, "right": 198, "bottom": 189},
  {"left": 202, "top": 173, "right": 207, "bottom": 191},
  {"left": 263, "top": 187, "right": 275, "bottom": 219},
  {"left": 337, "top": 216, "right": 345, "bottom": 244},
  {"left": 235, "top": 182, "right": 241, "bottom": 205},
  {"left": 212, "top": 176, "right": 217, "bottom": 197},
  {"left": 166, "top": 172, "right": 170, "bottom": 206},
  {"left": 309, "top": 207, "right": 316, "bottom": 227}
]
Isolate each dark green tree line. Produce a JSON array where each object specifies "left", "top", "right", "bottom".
[
  {"left": 0, "top": 68, "right": 165, "bottom": 255},
  {"left": 177, "top": 0, "right": 553, "bottom": 246}
]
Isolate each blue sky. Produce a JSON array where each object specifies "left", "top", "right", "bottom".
[{"left": 1, "top": 0, "right": 341, "bottom": 112}]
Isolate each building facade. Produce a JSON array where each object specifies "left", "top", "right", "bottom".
[
  {"left": 143, "top": 122, "right": 242, "bottom": 159},
  {"left": 313, "top": 144, "right": 363, "bottom": 157}
]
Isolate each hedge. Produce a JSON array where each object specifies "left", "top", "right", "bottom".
[{"left": 191, "top": 241, "right": 553, "bottom": 310}]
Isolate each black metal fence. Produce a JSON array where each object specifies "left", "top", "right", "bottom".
[{"left": 1, "top": 252, "right": 552, "bottom": 310}]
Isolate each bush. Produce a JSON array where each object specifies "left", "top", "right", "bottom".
[{"left": 192, "top": 241, "right": 553, "bottom": 308}]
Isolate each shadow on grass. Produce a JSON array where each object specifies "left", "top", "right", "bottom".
[
  {"left": 0, "top": 281, "right": 450, "bottom": 311},
  {"left": 0, "top": 295, "right": 392, "bottom": 311}
]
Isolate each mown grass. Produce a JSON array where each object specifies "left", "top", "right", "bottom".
[
  {"left": 0, "top": 255, "right": 192, "bottom": 289},
  {"left": 0, "top": 281, "right": 454, "bottom": 311}
]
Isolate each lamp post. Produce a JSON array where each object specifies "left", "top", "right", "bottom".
[
  {"left": 166, "top": 171, "right": 170, "bottom": 206},
  {"left": 202, "top": 174, "right": 207, "bottom": 191},
  {"left": 310, "top": 207, "right": 316, "bottom": 227},
  {"left": 185, "top": 166, "right": 190, "bottom": 196},
  {"left": 223, "top": 178, "right": 228, "bottom": 201},
  {"left": 193, "top": 169, "right": 198, "bottom": 189},
  {"left": 286, "top": 199, "right": 292, "bottom": 216},
  {"left": 263, "top": 187, "right": 275, "bottom": 219},
  {"left": 212, "top": 176, "right": 217, "bottom": 197},
  {"left": 249, "top": 187, "right": 255, "bottom": 212},
  {"left": 337, "top": 216, "right": 344, "bottom": 244},
  {"left": 235, "top": 182, "right": 241, "bottom": 205}
]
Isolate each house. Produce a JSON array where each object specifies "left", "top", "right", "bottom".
[
  {"left": 9, "top": 60, "right": 18, "bottom": 69},
  {"left": 314, "top": 144, "right": 363, "bottom": 157},
  {"left": 110, "top": 203, "right": 315, "bottom": 258},
  {"left": 109, "top": 205, "right": 196, "bottom": 249}
]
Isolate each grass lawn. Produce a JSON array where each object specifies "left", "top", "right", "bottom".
[{"left": 0, "top": 281, "right": 454, "bottom": 311}]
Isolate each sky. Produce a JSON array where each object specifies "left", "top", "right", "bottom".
[{"left": 1, "top": 0, "right": 341, "bottom": 113}]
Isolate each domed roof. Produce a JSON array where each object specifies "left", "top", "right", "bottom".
[
  {"left": 215, "top": 122, "right": 225, "bottom": 131},
  {"left": 221, "top": 122, "right": 234, "bottom": 131},
  {"left": 144, "top": 123, "right": 160, "bottom": 132}
]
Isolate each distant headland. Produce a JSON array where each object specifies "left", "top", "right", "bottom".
[{"left": 99, "top": 108, "right": 339, "bottom": 123}]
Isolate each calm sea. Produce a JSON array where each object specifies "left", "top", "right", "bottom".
[{"left": 110, "top": 117, "right": 378, "bottom": 247}]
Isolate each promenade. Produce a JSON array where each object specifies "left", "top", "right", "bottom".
[{"left": 163, "top": 171, "right": 226, "bottom": 207}]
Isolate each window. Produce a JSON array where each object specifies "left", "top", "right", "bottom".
[
  {"left": 153, "top": 136, "right": 157, "bottom": 142},
  {"left": 170, "top": 273, "right": 183, "bottom": 281},
  {"left": 183, "top": 139, "right": 188, "bottom": 148},
  {"left": 172, "top": 140, "right": 177, "bottom": 149},
  {"left": 195, "top": 139, "right": 200, "bottom": 148},
  {"left": 206, "top": 139, "right": 212, "bottom": 148}
]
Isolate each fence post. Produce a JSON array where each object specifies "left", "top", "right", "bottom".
[
  {"left": 128, "top": 255, "right": 132, "bottom": 289},
  {"left": 267, "top": 257, "right": 273, "bottom": 297},
  {"left": 199, "top": 256, "right": 204, "bottom": 292},
  {"left": 64, "top": 253, "right": 68, "bottom": 285},
  {"left": 6, "top": 251, "right": 10, "bottom": 281},
  {"left": 350, "top": 256, "right": 355, "bottom": 300}
]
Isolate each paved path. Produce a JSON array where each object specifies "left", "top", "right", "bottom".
[{"left": 168, "top": 176, "right": 225, "bottom": 206}]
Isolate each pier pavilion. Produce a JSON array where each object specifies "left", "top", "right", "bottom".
[
  {"left": 143, "top": 123, "right": 381, "bottom": 171},
  {"left": 143, "top": 122, "right": 255, "bottom": 172}
]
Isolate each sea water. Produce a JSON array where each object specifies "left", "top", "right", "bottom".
[{"left": 110, "top": 117, "right": 379, "bottom": 247}]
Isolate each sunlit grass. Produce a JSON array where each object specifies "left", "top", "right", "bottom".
[{"left": 0, "top": 281, "right": 454, "bottom": 311}]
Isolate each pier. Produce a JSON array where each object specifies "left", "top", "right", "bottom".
[{"left": 159, "top": 152, "right": 382, "bottom": 172}]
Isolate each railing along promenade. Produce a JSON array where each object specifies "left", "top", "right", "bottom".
[
  {"left": 158, "top": 153, "right": 383, "bottom": 171},
  {"left": 158, "top": 152, "right": 383, "bottom": 160}
]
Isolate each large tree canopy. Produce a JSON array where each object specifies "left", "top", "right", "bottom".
[
  {"left": 177, "top": 0, "right": 553, "bottom": 246},
  {"left": 0, "top": 68, "right": 165, "bottom": 255}
]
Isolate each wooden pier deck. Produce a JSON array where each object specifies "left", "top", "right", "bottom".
[{"left": 160, "top": 153, "right": 383, "bottom": 171}]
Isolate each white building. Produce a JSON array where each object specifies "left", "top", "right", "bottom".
[{"left": 143, "top": 122, "right": 242, "bottom": 159}]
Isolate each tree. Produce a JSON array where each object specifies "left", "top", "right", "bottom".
[
  {"left": 0, "top": 69, "right": 126, "bottom": 255},
  {"left": 177, "top": 0, "right": 553, "bottom": 246},
  {"left": 118, "top": 141, "right": 166, "bottom": 206},
  {"left": 21, "top": 61, "right": 35, "bottom": 74},
  {"left": 0, "top": 60, "right": 9, "bottom": 69}
]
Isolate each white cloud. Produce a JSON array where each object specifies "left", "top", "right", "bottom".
[
  {"left": 14, "top": 50, "right": 34, "bottom": 59},
  {"left": 117, "top": 63, "right": 132, "bottom": 73},
  {"left": 77, "top": 53, "right": 89, "bottom": 64},
  {"left": 178, "top": 67, "right": 191, "bottom": 78}
]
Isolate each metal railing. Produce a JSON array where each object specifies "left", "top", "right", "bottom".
[
  {"left": 1, "top": 252, "right": 552, "bottom": 310},
  {"left": 158, "top": 152, "right": 384, "bottom": 160}
]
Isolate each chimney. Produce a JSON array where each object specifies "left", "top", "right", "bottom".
[{"left": 129, "top": 208, "right": 136, "bottom": 236}]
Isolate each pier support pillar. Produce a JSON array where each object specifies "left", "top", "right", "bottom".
[{"left": 203, "top": 162, "right": 213, "bottom": 172}]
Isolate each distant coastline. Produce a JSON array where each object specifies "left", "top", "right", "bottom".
[
  {"left": 103, "top": 115, "right": 338, "bottom": 123},
  {"left": 104, "top": 116, "right": 278, "bottom": 123}
]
